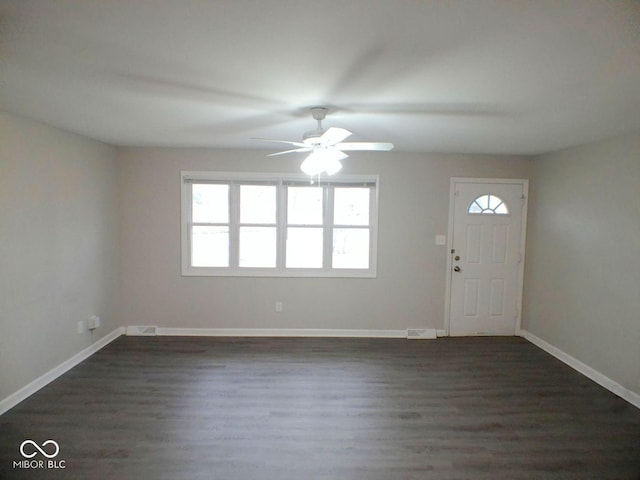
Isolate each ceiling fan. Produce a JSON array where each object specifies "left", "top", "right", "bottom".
[{"left": 254, "top": 107, "right": 394, "bottom": 176}]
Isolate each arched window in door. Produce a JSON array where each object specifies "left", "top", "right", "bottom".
[{"left": 468, "top": 194, "right": 509, "bottom": 215}]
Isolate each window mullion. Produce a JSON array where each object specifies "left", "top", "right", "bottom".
[
  {"left": 229, "top": 184, "right": 240, "bottom": 268},
  {"left": 186, "top": 182, "right": 194, "bottom": 268},
  {"left": 323, "top": 186, "right": 334, "bottom": 270},
  {"left": 277, "top": 183, "right": 287, "bottom": 271},
  {"left": 369, "top": 186, "right": 376, "bottom": 270}
]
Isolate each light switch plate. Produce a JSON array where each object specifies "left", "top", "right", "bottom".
[{"left": 435, "top": 235, "right": 446, "bottom": 246}]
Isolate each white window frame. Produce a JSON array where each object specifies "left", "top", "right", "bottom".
[{"left": 181, "top": 171, "right": 379, "bottom": 278}]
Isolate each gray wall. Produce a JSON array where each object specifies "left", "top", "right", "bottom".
[
  {"left": 523, "top": 131, "right": 640, "bottom": 396},
  {"left": 0, "top": 113, "right": 120, "bottom": 400},
  {"left": 2, "top": 111, "right": 638, "bottom": 406},
  {"left": 116, "top": 147, "right": 530, "bottom": 332}
]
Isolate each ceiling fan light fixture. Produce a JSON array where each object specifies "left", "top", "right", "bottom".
[
  {"left": 324, "top": 158, "right": 342, "bottom": 175},
  {"left": 300, "top": 148, "right": 347, "bottom": 176},
  {"left": 300, "top": 152, "right": 324, "bottom": 176}
]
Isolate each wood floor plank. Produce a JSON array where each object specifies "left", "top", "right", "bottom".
[{"left": 1, "top": 336, "right": 639, "bottom": 479}]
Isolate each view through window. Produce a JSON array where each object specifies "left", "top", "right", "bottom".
[{"left": 182, "top": 173, "right": 378, "bottom": 277}]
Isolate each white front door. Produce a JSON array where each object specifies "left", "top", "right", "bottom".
[{"left": 447, "top": 179, "right": 528, "bottom": 336}]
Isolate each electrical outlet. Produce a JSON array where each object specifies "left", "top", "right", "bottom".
[
  {"left": 87, "top": 315, "right": 101, "bottom": 330},
  {"left": 77, "top": 320, "right": 85, "bottom": 334},
  {"left": 275, "top": 301, "right": 283, "bottom": 313}
]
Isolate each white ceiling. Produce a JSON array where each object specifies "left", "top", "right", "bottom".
[{"left": 1, "top": 0, "right": 640, "bottom": 155}]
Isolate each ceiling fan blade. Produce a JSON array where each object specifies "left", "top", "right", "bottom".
[
  {"left": 335, "top": 142, "right": 394, "bottom": 151},
  {"left": 319, "top": 127, "right": 352, "bottom": 145},
  {"left": 252, "top": 137, "right": 307, "bottom": 148},
  {"left": 267, "top": 147, "right": 312, "bottom": 156}
]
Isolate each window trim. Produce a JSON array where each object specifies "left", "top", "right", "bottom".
[{"left": 181, "top": 171, "right": 379, "bottom": 278}]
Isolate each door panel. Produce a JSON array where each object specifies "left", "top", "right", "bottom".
[
  {"left": 463, "top": 279, "right": 480, "bottom": 316},
  {"left": 489, "top": 278, "right": 505, "bottom": 316},
  {"left": 449, "top": 180, "right": 527, "bottom": 336},
  {"left": 492, "top": 225, "right": 508, "bottom": 263},
  {"left": 465, "top": 225, "right": 482, "bottom": 263}
]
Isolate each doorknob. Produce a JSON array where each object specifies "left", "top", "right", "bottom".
[{"left": 453, "top": 266, "right": 461, "bottom": 272}]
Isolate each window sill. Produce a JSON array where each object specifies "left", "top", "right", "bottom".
[{"left": 181, "top": 266, "right": 377, "bottom": 278}]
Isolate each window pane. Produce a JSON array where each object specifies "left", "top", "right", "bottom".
[
  {"left": 286, "top": 227, "right": 323, "bottom": 268},
  {"left": 239, "top": 227, "right": 276, "bottom": 268},
  {"left": 240, "top": 185, "right": 276, "bottom": 224},
  {"left": 334, "top": 188, "right": 370, "bottom": 226},
  {"left": 287, "top": 187, "right": 323, "bottom": 225},
  {"left": 476, "top": 194, "right": 489, "bottom": 210},
  {"left": 191, "top": 226, "right": 229, "bottom": 267},
  {"left": 488, "top": 195, "right": 502, "bottom": 210},
  {"left": 192, "top": 184, "right": 229, "bottom": 223},
  {"left": 495, "top": 203, "right": 508, "bottom": 214},
  {"left": 468, "top": 202, "right": 483, "bottom": 213},
  {"left": 333, "top": 228, "right": 370, "bottom": 269}
]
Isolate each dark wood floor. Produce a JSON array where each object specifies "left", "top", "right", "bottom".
[{"left": 1, "top": 336, "right": 639, "bottom": 479}]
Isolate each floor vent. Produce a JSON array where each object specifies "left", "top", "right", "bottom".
[
  {"left": 407, "top": 328, "right": 437, "bottom": 340},
  {"left": 125, "top": 325, "right": 157, "bottom": 336}
]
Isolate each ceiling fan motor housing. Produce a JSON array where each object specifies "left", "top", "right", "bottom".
[
  {"left": 310, "top": 107, "right": 328, "bottom": 121},
  {"left": 302, "top": 128, "right": 325, "bottom": 145}
]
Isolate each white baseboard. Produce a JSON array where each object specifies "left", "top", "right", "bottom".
[
  {"left": 521, "top": 330, "right": 640, "bottom": 409},
  {"left": 0, "top": 327, "right": 125, "bottom": 416},
  {"left": 156, "top": 327, "right": 409, "bottom": 338}
]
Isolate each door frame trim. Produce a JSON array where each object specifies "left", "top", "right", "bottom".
[{"left": 444, "top": 178, "right": 529, "bottom": 336}]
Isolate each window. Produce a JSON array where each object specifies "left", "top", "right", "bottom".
[
  {"left": 191, "top": 184, "right": 229, "bottom": 267},
  {"left": 239, "top": 185, "right": 277, "bottom": 268},
  {"left": 181, "top": 172, "right": 378, "bottom": 277},
  {"left": 468, "top": 194, "right": 509, "bottom": 215}
]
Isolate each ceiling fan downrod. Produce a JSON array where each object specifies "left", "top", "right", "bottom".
[{"left": 304, "top": 107, "right": 328, "bottom": 144}]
